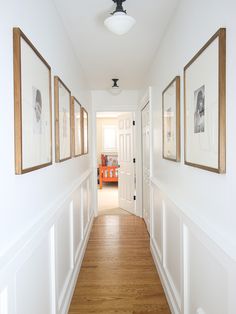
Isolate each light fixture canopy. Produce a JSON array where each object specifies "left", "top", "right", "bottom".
[
  {"left": 104, "top": 0, "right": 136, "bottom": 35},
  {"left": 110, "top": 78, "right": 122, "bottom": 95}
]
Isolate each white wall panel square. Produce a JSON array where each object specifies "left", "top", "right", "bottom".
[
  {"left": 0, "top": 288, "right": 8, "bottom": 314},
  {"left": 187, "top": 229, "right": 228, "bottom": 314},
  {"left": 73, "top": 188, "right": 82, "bottom": 261},
  {"left": 152, "top": 186, "right": 163, "bottom": 260},
  {"left": 82, "top": 182, "right": 89, "bottom": 232},
  {"left": 15, "top": 235, "right": 52, "bottom": 314},
  {"left": 56, "top": 204, "right": 73, "bottom": 306},
  {"left": 164, "top": 199, "right": 181, "bottom": 309},
  {"left": 87, "top": 179, "right": 91, "bottom": 219}
]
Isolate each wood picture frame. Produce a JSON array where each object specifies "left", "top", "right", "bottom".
[
  {"left": 71, "top": 96, "right": 83, "bottom": 157},
  {"left": 162, "top": 76, "right": 180, "bottom": 162},
  {"left": 54, "top": 76, "right": 72, "bottom": 162},
  {"left": 13, "top": 27, "right": 52, "bottom": 174},
  {"left": 82, "top": 107, "right": 88, "bottom": 155},
  {"left": 184, "top": 28, "right": 226, "bottom": 173}
]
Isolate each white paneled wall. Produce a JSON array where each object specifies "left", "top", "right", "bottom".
[
  {"left": 150, "top": 178, "right": 236, "bottom": 314},
  {"left": 0, "top": 170, "right": 93, "bottom": 314},
  {"left": 163, "top": 199, "right": 181, "bottom": 312}
]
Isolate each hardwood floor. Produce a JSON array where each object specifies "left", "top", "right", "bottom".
[{"left": 69, "top": 214, "right": 171, "bottom": 314}]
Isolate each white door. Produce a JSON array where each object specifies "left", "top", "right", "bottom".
[
  {"left": 142, "top": 103, "right": 150, "bottom": 232},
  {"left": 118, "top": 113, "right": 135, "bottom": 214}
]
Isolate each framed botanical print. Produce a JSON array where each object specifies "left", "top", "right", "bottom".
[
  {"left": 54, "top": 76, "right": 72, "bottom": 162},
  {"left": 13, "top": 28, "right": 52, "bottom": 174},
  {"left": 71, "top": 97, "right": 82, "bottom": 157},
  {"left": 82, "top": 107, "right": 88, "bottom": 154},
  {"left": 162, "top": 76, "right": 180, "bottom": 161},
  {"left": 184, "top": 28, "right": 226, "bottom": 173}
]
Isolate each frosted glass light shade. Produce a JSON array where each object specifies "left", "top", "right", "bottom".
[
  {"left": 110, "top": 87, "right": 122, "bottom": 95},
  {"left": 104, "top": 12, "right": 136, "bottom": 35}
]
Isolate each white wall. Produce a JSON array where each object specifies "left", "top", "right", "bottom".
[
  {"left": 0, "top": 0, "right": 93, "bottom": 313},
  {"left": 145, "top": 0, "right": 236, "bottom": 313},
  {"left": 96, "top": 118, "right": 118, "bottom": 165},
  {"left": 0, "top": 0, "right": 91, "bottom": 255}
]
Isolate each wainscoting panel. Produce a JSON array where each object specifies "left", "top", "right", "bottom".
[
  {"left": 0, "top": 287, "right": 8, "bottom": 314},
  {"left": 152, "top": 188, "right": 163, "bottom": 261},
  {"left": 15, "top": 232, "right": 53, "bottom": 314},
  {"left": 185, "top": 225, "right": 228, "bottom": 314},
  {"left": 55, "top": 201, "right": 74, "bottom": 310},
  {"left": 150, "top": 177, "right": 236, "bottom": 314},
  {"left": 82, "top": 181, "right": 89, "bottom": 234},
  {"left": 163, "top": 199, "right": 181, "bottom": 312},
  {"left": 0, "top": 169, "right": 93, "bottom": 314},
  {"left": 72, "top": 188, "right": 83, "bottom": 263}
]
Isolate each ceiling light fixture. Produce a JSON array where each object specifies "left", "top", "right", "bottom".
[
  {"left": 104, "top": 0, "right": 136, "bottom": 36},
  {"left": 110, "top": 78, "right": 122, "bottom": 95}
]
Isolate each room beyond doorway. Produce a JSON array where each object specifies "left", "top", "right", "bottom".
[
  {"left": 98, "top": 183, "right": 129, "bottom": 215},
  {"left": 96, "top": 111, "right": 135, "bottom": 216}
]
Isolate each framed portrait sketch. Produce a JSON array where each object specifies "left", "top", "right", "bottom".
[
  {"left": 162, "top": 76, "right": 180, "bottom": 161},
  {"left": 184, "top": 28, "right": 226, "bottom": 173},
  {"left": 71, "top": 97, "right": 82, "bottom": 157},
  {"left": 54, "top": 76, "right": 72, "bottom": 162},
  {"left": 13, "top": 28, "right": 52, "bottom": 174},
  {"left": 82, "top": 107, "right": 88, "bottom": 154}
]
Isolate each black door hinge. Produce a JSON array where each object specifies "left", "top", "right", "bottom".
[
  {"left": 133, "top": 195, "right": 136, "bottom": 201},
  {"left": 133, "top": 120, "right": 135, "bottom": 126},
  {"left": 133, "top": 158, "right": 136, "bottom": 163}
]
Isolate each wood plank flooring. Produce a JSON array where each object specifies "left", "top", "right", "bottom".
[{"left": 69, "top": 214, "right": 170, "bottom": 314}]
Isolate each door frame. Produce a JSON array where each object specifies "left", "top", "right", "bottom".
[
  {"left": 91, "top": 88, "right": 152, "bottom": 219},
  {"left": 137, "top": 87, "right": 153, "bottom": 233},
  {"left": 141, "top": 101, "right": 150, "bottom": 230},
  {"left": 91, "top": 108, "right": 137, "bottom": 217}
]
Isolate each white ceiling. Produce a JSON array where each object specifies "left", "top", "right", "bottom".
[
  {"left": 53, "top": 0, "right": 179, "bottom": 90},
  {"left": 96, "top": 112, "right": 127, "bottom": 118}
]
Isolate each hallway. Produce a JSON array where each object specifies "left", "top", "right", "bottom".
[
  {"left": 2, "top": 1, "right": 236, "bottom": 313},
  {"left": 69, "top": 214, "right": 170, "bottom": 313}
]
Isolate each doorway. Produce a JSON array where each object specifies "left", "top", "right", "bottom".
[{"left": 96, "top": 111, "right": 135, "bottom": 216}]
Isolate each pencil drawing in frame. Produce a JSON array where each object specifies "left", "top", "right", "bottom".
[
  {"left": 162, "top": 76, "right": 180, "bottom": 161},
  {"left": 184, "top": 28, "right": 226, "bottom": 173},
  {"left": 82, "top": 107, "right": 88, "bottom": 154},
  {"left": 71, "top": 96, "right": 82, "bottom": 157},
  {"left": 54, "top": 76, "right": 72, "bottom": 162},
  {"left": 13, "top": 27, "right": 52, "bottom": 174}
]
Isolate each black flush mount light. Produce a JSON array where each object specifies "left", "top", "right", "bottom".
[
  {"left": 110, "top": 78, "right": 121, "bottom": 95},
  {"left": 112, "top": 78, "right": 119, "bottom": 88},
  {"left": 104, "top": 0, "right": 136, "bottom": 35},
  {"left": 111, "top": 0, "right": 127, "bottom": 14}
]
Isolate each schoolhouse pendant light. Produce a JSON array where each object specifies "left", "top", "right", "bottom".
[{"left": 104, "top": 0, "right": 136, "bottom": 35}]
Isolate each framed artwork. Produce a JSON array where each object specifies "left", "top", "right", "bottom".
[
  {"left": 13, "top": 28, "right": 52, "bottom": 174},
  {"left": 82, "top": 107, "right": 88, "bottom": 154},
  {"left": 162, "top": 76, "right": 180, "bottom": 161},
  {"left": 71, "top": 97, "right": 82, "bottom": 157},
  {"left": 54, "top": 76, "right": 72, "bottom": 162},
  {"left": 184, "top": 28, "right": 226, "bottom": 173}
]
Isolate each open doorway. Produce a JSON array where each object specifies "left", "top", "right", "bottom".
[{"left": 96, "top": 111, "right": 135, "bottom": 216}]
